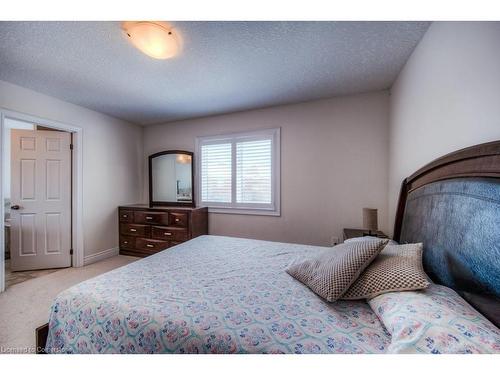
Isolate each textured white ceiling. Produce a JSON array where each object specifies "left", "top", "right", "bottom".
[{"left": 0, "top": 21, "right": 430, "bottom": 125}]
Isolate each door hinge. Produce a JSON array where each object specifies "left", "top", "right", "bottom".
[
  {"left": 70, "top": 249, "right": 74, "bottom": 255},
  {"left": 70, "top": 143, "right": 74, "bottom": 150}
]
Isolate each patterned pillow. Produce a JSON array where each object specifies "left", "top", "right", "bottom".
[
  {"left": 286, "top": 239, "right": 388, "bottom": 302},
  {"left": 341, "top": 243, "right": 430, "bottom": 300},
  {"left": 368, "top": 284, "right": 500, "bottom": 353}
]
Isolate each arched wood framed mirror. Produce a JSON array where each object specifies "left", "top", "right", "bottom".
[{"left": 148, "top": 150, "right": 195, "bottom": 207}]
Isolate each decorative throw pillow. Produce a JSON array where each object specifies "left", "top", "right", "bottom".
[
  {"left": 368, "top": 284, "right": 500, "bottom": 353},
  {"left": 341, "top": 243, "right": 430, "bottom": 300},
  {"left": 286, "top": 239, "right": 388, "bottom": 302}
]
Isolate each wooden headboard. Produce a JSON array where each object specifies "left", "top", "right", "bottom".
[{"left": 393, "top": 140, "right": 500, "bottom": 327}]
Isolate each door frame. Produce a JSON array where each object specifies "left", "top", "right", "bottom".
[{"left": 0, "top": 108, "right": 84, "bottom": 292}]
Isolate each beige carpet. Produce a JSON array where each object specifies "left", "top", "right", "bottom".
[
  {"left": 0, "top": 255, "right": 138, "bottom": 353},
  {"left": 5, "top": 259, "right": 60, "bottom": 288}
]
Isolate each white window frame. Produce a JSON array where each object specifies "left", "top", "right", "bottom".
[{"left": 195, "top": 128, "right": 280, "bottom": 216}]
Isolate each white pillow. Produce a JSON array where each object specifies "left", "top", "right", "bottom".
[{"left": 368, "top": 284, "right": 500, "bottom": 353}]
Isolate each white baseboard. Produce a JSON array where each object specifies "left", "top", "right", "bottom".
[{"left": 83, "top": 247, "right": 119, "bottom": 266}]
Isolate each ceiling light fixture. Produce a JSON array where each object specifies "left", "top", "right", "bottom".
[{"left": 122, "top": 21, "right": 179, "bottom": 59}]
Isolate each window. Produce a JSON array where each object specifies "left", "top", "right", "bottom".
[{"left": 196, "top": 128, "right": 280, "bottom": 215}]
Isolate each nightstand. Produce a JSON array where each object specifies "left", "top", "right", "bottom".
[{"left": 343, "top": 228, "right": 388, "bottom": 241}]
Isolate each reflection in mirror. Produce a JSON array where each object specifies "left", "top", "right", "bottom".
[{"left": 151, "top": 152, "right": 193, "bottom": 205}]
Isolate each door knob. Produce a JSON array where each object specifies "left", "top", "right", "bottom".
[{"left": 11, "top": 205, "right": 20, "bottom": 210}]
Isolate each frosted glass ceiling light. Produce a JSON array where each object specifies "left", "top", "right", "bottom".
[{"left": 123, "top": 21, "right": 179, "bottom": 59}]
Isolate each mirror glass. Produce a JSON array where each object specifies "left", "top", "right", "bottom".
[{"left": 150, "top": 152, "right": 193, "bottom": 205}]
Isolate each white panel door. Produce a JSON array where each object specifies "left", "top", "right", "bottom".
[{"left": 10, "top": 129, "right": 72, "bottom": 271}]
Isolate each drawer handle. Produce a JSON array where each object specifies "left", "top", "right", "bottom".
[
  {"left": 146, "top": 216, "right": 153, "bottom": 220},
  {"left": 123, "top": 241, "right": 128, "bottom": 244},
  {"left": 122, "top": 214, "right": 128, "bottom": 218},
  {"left": 146, "top": 244, "right": 154, "bottom": 248},
  {"left": 175, "top": 218, "right": 180, "bottom": 222},
  {"left": 130, "top": 228, "right": 137, "bottom": 232},
  {"left": 164, "top": 232, "right": 172, "bottom": 236}
]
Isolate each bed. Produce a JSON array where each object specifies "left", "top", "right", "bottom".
[
  {"left": 45, "top": 236, "right": 392, "bottom": 354},
  {"left": 41, "top": 140, "right": 500, "bottom": 354}
]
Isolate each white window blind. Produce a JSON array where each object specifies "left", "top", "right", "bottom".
[
  {"left": 236, "top": 139, "right": 272, "bottom": 204},
  {"left": 196, "top": 128, "right": 280, "bottom": 215},
  {"left": 200, "top": 142, "right": 232, "bottom": 203}
]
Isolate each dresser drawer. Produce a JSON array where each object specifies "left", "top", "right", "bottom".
[
  {"left": 151, "top": 226, "right": 188, "bottom": 242},
  {"left": 169, "top": 212, "right": 188, "bottom": 227},
  {"left": 134, "top": 211, "right": 169, "bottom": 225},
  {"left": 135, "top": 238, "right": 169, "bottom": 253},
  {"left": 120, "top": 223, "right": 151, "bottom": 237},
  {"left": 119, "top": 236, "right": 136, "bottom": 250},
  {"left": 119, "top": 210, "right": 134, "bottom": 223}
]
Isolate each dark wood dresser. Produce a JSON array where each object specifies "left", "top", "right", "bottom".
[{"left": 118, "top": 205, "right": 208, "bottom": 257}]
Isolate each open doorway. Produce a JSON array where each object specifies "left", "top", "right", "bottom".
[{"left": 0, "top": 110, "right": 84, "bottom": 292}]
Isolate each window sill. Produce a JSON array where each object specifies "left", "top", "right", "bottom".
[{"left": 206, "top": 207, "right": 281, "bottom": 216}]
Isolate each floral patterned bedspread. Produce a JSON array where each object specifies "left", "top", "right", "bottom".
[{"left": 46, "top": 235, "right": 391, "bottom": 353}]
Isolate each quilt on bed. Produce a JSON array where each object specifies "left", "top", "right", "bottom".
[{"left": 45, "top": 235, "right": 391, "bottom": 354}]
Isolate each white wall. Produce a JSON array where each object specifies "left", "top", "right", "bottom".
[
  {"left": 144, "top": 91, "right": 390, "bottom": 246},
  {"left": 0, "top": 80, "right": 143, "bottom": 258},
  {"left": 388, "top": 22, "right": 500, "bottom": 234}
]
